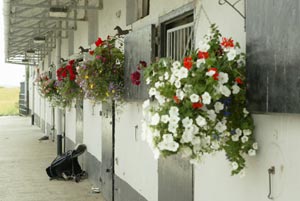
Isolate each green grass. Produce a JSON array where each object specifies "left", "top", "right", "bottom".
[{"left": 0, "top": 87, "right": 20, "bottom": 116}]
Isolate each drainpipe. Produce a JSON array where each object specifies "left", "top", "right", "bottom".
[{"left": 55, "top": 21, "right": 63, "bottom": 155}]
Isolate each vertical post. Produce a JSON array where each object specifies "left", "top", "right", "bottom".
[
  {"left": 55, "top": 21, "right": 63, "bottom": 156},
  {"left": 31, "top": 67, "right": 35, "bottom": 125},
  {"left": 112, "top": 100, "right": 115, "bottom": 201}
]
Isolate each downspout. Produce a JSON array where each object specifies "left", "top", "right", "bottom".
[
  {"left": 55, "top": 21, "right": 63, "bottom": 155},
  {"left": 3, "top": 0, "right": 10, "bottom": 63}
]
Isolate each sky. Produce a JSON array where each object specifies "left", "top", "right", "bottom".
[{"left": 0, "top": 1, "right": 25, "bottom": 87}]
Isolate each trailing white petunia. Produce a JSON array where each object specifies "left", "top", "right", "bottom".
[
  {"left": 201, "top": 92, "right": 211, "bottom": 105},
  {"left": 190, "top": 94, "right": 200, "bottom": 103}
]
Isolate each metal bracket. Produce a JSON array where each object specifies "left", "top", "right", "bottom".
[
  {"left": 268, "top": 166, "right": 275, "bottom": 200},
  {"left": 218, "top": 0, "right": 245, "bottom": 19}
]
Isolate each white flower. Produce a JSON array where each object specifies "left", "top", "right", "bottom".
[
  {"left": 215, "top": 122, "right": 227, "bottom": 133},
  {"left": 201, "top": 92, "right": 211, "bottom": 105},
  {"left": 190, "top": 94, "right": 200, "bottom": 103},
  {"left": 231, "top": 161, "right": 239, "bottom": 170},
  {"left": 161, "top": 115, "right": 170, "bottom": 123},
  {"left": 196, "top": 59, "right": 205, "bottom": 68},
  {"left": 191, "top": 136, "right": 201, "bottom": 145},
  {"left": 150, "top": 113, "right": 160, "bottom": 126},
  {"left": 156, "top": 93, "right": 166, "bottom": 105},
  {"left": 236, "top": 128, "right": 242, "bottom": 136},
  {"left": 146, "top": 78, "right": 151, "bottom": 85},
  {"left": 154, "top": 81, "right": 162, "bottom": 88},
  {"left": 169, "top": 116, "right": 180, "bottom": 124},
  {"left": 168, "top": 123, "right": 178, "bottom": 133},
  {"left": 211, "top": 141, "right": 220, "bottom": 150},
  {"left": 175, "top": 80, "right": 181, "bottom": 88},
  {"left": 172, "top": 61, "right": 181, "bottom": 69},
  {"left": 227, "top": 48, "right": 237, "bottom": 61},
  {"left": 196, "top": 115, "right": 207, "bottom": 127},
  {"left": 182, "top": 117, "right": 193, "bottom": 128},
  {"left": 231, "top": 134, "right": 239, "bottom": 142},
  {"left": 243, "top": 129, "right": 252, "bottom": 136},
  {"left": 218, "top": 72, "right": 229, "bottom": 84},
  {"left": 207, "top": 110, "right": 216, "bottom": 121},
  {"left": 142, "top": 100, "right": 150, "bottom": 110},
  {"left": 219, "top": 85, "right": 231, "bottom": 97},
  {"left": 243, "top": 108, "right": 249, "bottom": 117},
  {"left": 192, "top": 125, "right": 200, "bottom": 135},
  {"left": 214, "top": 102, "right": 224, "bottom": 113},
  {"left": 176, "top": 89, "right": 185, "bottom": 100},
  {"left": 169, "top": 75, "right": 176, "bottom": 84},
  {"left": 252, "top": 142, "right": 258, "bottom": 150},
  {"left": 206, "top": 69, "right": 216, "bottom": 77},
  {"left": 232, "top": 84, "right": 240, "bottom": 94},
  {"left": 181, "top": 146, "right": 193, "bottom": 158},
  {"left": 149, "top": 87, "right": 156, "bottom": 97},
  {"left": 241, "top": 136, "right": 249, "bottom": 143},
  {"left": 159, "top": 76, "right": 164, "bottom": 81},
  {"left": 158, "top": 138, "right": 179, "bottom": 152},
  {"left": 181, "top": 130, "right": 194, "bottom": 143},
  {"left": 169, "top": 106, "right": 179, "bottom": 116},
  {"left": 248, "top": 149, "right": 256, "bottom": 156},
  {"left": 178, "top": 67, "right": 189, "bottom": 79},
  {"left": 164, "top": 72, "right": 169, "bottom": 80},
  {"left": 199, "top": 41, "right": 210, "bottom": 52}
]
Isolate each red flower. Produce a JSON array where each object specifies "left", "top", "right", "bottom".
[
  {"left": 131, "top": 71, "right": 141, "bottom": 85},
  {"left": 173, "top": 96, "right": 180, "bottom": 104},
  {"left": 139, "top": 61, "right": 147, "bottom": 68},
  {"left": 213, "top": 73, "right": 219, "bottom": 80},
  {"left": 207, "top": 67, "right": 219, "bottom": 80},
  {"left": 95, "top": 37, "right": 103, "bottom": 47},
  {"left": 183, "top": 56, "right": 193, "bottom": 70},
  {"left": 89, "top": 50, "right": 94, "bottom": 55},
  {"left": 192, "top": 102, "right": 203, "bottom": 109},
  {"left": 69, "top": 72, "right": 76, "bottom": 81},
  {"left": 198, "top": 51, "right": 209, "bottom": 59},
  {"left": 221, "top": 37, "right": 234, "bottom": 48},
  {"left": 235, "top": 77, "right": 243, "bottom": 84},
  {"left": 68, "top": 60, "right": 75, "bottom": 65}
]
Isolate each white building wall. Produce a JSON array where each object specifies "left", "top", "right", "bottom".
[
  {"left": 83, "top": 100, "right": 102, "bottom": 161},
  {"left": 74, "top": 21, "right": 89, "bottom": 53},
  {"left": 65, "top": 103, "right": 77, "bottom": 143}
]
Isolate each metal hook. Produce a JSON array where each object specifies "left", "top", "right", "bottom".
[
  {"left": 218, "top": 0, "right": 245, "bottom": 19},
  {"left": 268, "top": 166, "right": 275, "bottom": 200},
  {"left": 134, "top": 125, "right": 138, "bottom": 141}
]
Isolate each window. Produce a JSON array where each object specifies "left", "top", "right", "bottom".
[
  {"left": 159, "top": 4, "right": 194, "bottom": 61},
  {"left": 126, "top": 0, "right": 150, "bottom": 25}
]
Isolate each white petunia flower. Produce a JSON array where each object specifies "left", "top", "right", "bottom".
[
  {"left": 206, "top": 70, "right": 216, "bottom": 77},
  {"left": 150, "top": 113, "right": 160, "bottom": 126},
  {"left": 161, "top": 115, "right": 170, "bottom": 123},
  {"left": 241, "top": 136, "right": 249, "bottom": 143},
  {"left": 202, "top": 92, "right": 211, "bottom": 105},
  {"left": 169, "top": 106, "right": 179, "bottom": 116},
  {"left": 169, "top": 116, "right": 180, "bottom": 124},
  {"left": 252, "top": 142, "right": 258, "bottom": 150},
  {"left": 176, "top": 89, "right": 185, "bottom": 100},
  {"left": 215, "top": 122, "right": 227, "bottom": 133},
  {"left": 172, "top": 61, "right": 181, "bottom": 69},
  {"left": 181, "top": 130, "right": 194, "bottom": 143},
  {"left": 207, "top": 110, "right": 217, "bottom": 121},
  {"left": 190, "top": 94, "right": 200, "bottom": 103},
  {"left": 236, "top": 128, "right": 242, "bottom": 136},
  {"left": 248, "top": 149, "right": 256, "bottom": 156},
  {"left": 146, "top": 78, "right": 151, "bottom": 85},
  {"left": 199, "top": 41, "right": 210, "bottom": 52},
  {"left": 219, "top": 85, "right": 231, "bottom": 97},
  {"left": 154, "top": 81, "right": 162, "bottom": 88},
  {"left": 178, "top": 67, "right": 189, "bottom": 79},
  {"left": 231, "top": 161, "right": 239, "bottom": 170},
  {"left": 149, "top": 87, "right": 157, "bottom": 97},
  {"left": 181, "top": 146, "right": 193, "bottom": 158},
  {"left": 211, "top": 141, "right": 220, "bottom": 150},
  {"left": 175, "top": 80, "right": 181, "bottom": 88},
  {"left": 192, "top": 125, "right": 200, "bottom": 135},
  {"left": 214, "top": 102, "right": 224, "bottom": 113},
  {"left": 218, "top": 72, "right": 229, "bottom": 84},
  {"left": 169, "top": 75, "right": 176, "bottom": 84},
  {"left": 142, "top": 99, "right": 150, "bottom": 109},
  {"left": 159, "top": 76, "right": 164, "bottom": 81},
  {"left": 191, "top": 136, "right": 201, "bottom": 145},
  {"left": 227, "top": 48, "right": 237, "bottom": 61},
  {"left": 168, "top": 123, "right": 178, "bottom": 133},
  {"left": 243, "top": 129, "right": 252, "bottom": 136},
  {"left": 243, "top": 108, "right": 249, "bottom": 117},
  {"left": 196, "top": 115, "right": 207, "bottom": 127},
  {"left": 232, "top": 84, "right": 240, "bottom": 94},
  {"left": 196, "top": 59, "right": 205, "bottom": 68},
  {"left": 164, "top": 72, "right": 169, "bottom": 80},
  {"left": 231, "top": 134, "right": 239, "bottom": 142},
  {"left": 182, "top": 117, "right": 193, "bottom": 128}
]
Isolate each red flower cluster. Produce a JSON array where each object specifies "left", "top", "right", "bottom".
[
  {"left": 95, "top": 37, "right": 103, "bottom": 47},
  {"left": 130, "top": 61, "right": 148, "bottom": 86},
  {"left": 235, "top": 77, "right": 243, "bottom": 85},
  {"left": 198, "top": 51, "right": 209, "bottom": 59},
  {"left": 56, "top": 60, "right": 76, "bottom": 81},
  {"left": 192, "top": 102, "right": 203, "bottom": 109},
  {"left": 183, "top": 56, "right": 193, "bottom": 70},
  {"left": 208, "top": 67, "right": 219, "bottom": 80},
  {"left": 221, "top": 37, "right": 234, "bottom": 48}
]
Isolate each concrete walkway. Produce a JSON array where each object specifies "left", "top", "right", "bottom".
[{"left": 0, "top": 116, "right": 105, "bottom": 201}]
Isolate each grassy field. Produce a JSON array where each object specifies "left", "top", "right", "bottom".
[{"left": 0, "top": 87, "right": 20, "bottom": 116}]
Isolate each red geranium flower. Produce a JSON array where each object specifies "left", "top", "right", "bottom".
[
  {"left": 68, "top": 60, "right": 75, "bottom": 65},
  {"left": 183, "top": 56, "right": 193, "bottom": 70},
  {"left": 198, "top": 51, "right": 209, "bottom": 59},
  {"left": 95, "top": 37, "right": 103, "bottom": 47},
  {"left": 89, "top": 50, "right": 94, "bottom": 55},
  {"left": 173, "top": 96, "right": 180, "bottom": 104},
  {"left": 235, "top": 77, "right": 243, "bottom": 84},
  {"left": 131, "top": 71, "right": 141, "bottom": 85},
  {"left": 221, "top": 37, "right": 234, "bottom": 48},
  {"left": 192, "top": 102, "right": 203, "bottom": 109}
]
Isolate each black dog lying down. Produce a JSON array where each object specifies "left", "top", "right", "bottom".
[{"left": 46, "top": 144, "right": 88, "bottom": 182}]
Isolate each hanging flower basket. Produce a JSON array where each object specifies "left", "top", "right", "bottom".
[
  {"left": 141, "top": 25, "right": 257, "bottom": 176},
  {"left": 36, "top": 72, "right": 59, "bottom": 101},
  {"left": 55, "top": 59, "right": 83, "bottom": 107},
  {"left": 76, "top": 36, "right": 124, "bottom": 103}
]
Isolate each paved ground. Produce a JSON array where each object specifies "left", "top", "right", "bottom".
[{"left": 0, "top": 116, "right": 105, "bottom": 201}]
